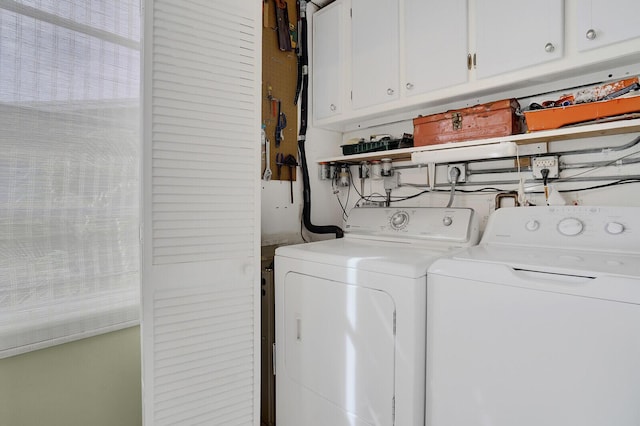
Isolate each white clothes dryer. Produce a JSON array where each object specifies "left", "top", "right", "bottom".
[
  {"left": 426, "top": 206, "right": 640, "bottom": 426},
  {"left": 275, "top": 207, "right": 480, "bottom": 426}
]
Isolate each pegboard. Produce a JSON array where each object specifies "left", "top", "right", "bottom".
[{"left": 262, "top": 0, "right": 298, "bottom": 181}]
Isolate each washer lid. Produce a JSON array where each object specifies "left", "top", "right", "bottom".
[
  {"left": 451, "top": 244, "right": 640, "bottom": 279},
  {"left": 276, "top": 238, "right": 451, "bottom": 278},
  {"left": 429, "top": 245, "right": 640, "bottom": 304}
]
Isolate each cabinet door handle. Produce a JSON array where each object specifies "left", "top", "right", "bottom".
[
  {"left": 387, "top": 88, "right": 395, "bottom": 96},
  {"left": 544, "top": 42, "right": 555, "bottom": 53},
  {"left": 330, "top": 103, "right": 336, "bottom": 111},
  {"left": 405, "top": 83, "right": 414, "bottom": 90},
  {"left": 473, "top": 53, "right": 476, "bottom": 68},
  {"left": 467, "top": 53, "right": 472, "bottom": 70},
  {"left": 586, "top": 29, "right": 597, "bottom": 40}
]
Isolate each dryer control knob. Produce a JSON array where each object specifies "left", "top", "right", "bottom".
[
  {"left": 605, "top": 221, "right": 625, "bottom": 235},
  {"left": 390, "top": 211, "right": 409, "bottom": 230},
  {"left": 525, "top": 220, "right": 540, "bottom": 232},
  {"left": 557, "top": 218, "right": 583, "bottom": 236},
  {"left": 442, "top": 216, "right": 453, "bottom": 226}
]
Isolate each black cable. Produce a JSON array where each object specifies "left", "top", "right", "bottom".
[
  {"left": 336, "top": 177, "right": 640, "bottom": 205},
  {"left": 344, "top": 176, "right": 351, "bottom": 219},
  {"left": 332, "top": 178, "right": 349, "bottom": 220},
  {"left": 347, "top": 167, "right": 366, "bottom": 204},
  {"left": 557, "top": 179, "right": 640, "bottom": 193},
  {"left": 432, "top": 180, "right": 640, "bottom": 196},
  {"left": 431, "top": 187, "right": 511, "bottom": 193},
  {"left": 296, "top": 6, "right": 343, "bottom": 239},
  {"left": 389, "top": 190, "right": 430, "bottom": 202},
  {"left": 299, "top": 217, "right": 308, "bottom": 243}
]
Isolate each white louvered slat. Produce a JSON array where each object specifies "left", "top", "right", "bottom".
[
  {"left": 151, "top": 286, "right": 255, "bottom": 425},
  {"left": 142, "top": 0, "right": 261, "bottom": 424}
]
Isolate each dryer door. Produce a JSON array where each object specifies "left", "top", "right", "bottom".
[{"left": 283, "top": 272, "right": 396, "bottom": 425}]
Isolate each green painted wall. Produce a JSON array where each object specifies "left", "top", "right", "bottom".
[{"left": 0, "top": 326, "right": 142, "bottom": 426}]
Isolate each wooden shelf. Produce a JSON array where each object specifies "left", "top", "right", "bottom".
[{"left": 317, "top": 117, "right": 640, "bottom": 164}]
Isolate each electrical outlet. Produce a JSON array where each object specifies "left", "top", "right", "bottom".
[
  {"left": 532, "top": 156, "right": 559, "bottom": 179},
  {"left": 447, "top": 164, "right": 466, "bottom": 183},
  {"left": 383, "top": 173, "right": 399, "bottom": 190}
]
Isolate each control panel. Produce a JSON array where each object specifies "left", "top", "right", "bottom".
[
  {"left": 483, "top": 206, "right": 640, "bottom": 253},
  {"left": 344, "top": 207, "right": 480, "bottom": 245}
]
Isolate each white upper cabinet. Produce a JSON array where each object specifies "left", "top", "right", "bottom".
[
  {"left": 351, "top": 0, "right": 400, "bottom": 109},
  {"left": 313, "top": 2, "right": 344, "bottom": 120},
  {"left": 404, "top": 0, "right": 469, "bottom": 96},
  {"left": 474, "top": 0, "right": 564, "bottom": 79},
  {"left": 577, "top": 0, "right": 640, "bottom": 51},
  {"left": 310, "top": 0, "right": 639, "bottom": 130}
]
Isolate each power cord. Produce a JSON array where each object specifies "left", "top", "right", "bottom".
[
  {"left": 541, "top": 168, "right": 550, "bottom": 205},
  {"left": 446, "top": 166, "right": 461, "bottom": 207}
]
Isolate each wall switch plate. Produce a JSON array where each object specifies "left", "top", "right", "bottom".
[{"left": 532, "top": 156, "right": 559, "bottom": 179}]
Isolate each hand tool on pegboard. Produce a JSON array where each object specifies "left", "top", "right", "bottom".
[
  {"left": 262, "top": 3, "right": 298, "bottom": 183},
  {"left": 275, "top": 152, "right": 284, "bottom": 180},
  {"left": 275, "top": 0, "right": 292, "bottom": 51},
  {"left": 263, "top": 0, "right": 270, "bottom": 28},
  {"left": 275, "top": 101, "right": 287, "bottom": 148},
  {"left": 263, "top": 137, "right": 272, "bottom": 181},
  {"left": 283, "top": 154, "right": 298, "bottom": 203}
]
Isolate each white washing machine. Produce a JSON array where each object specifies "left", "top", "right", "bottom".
[
  {"left": 426, "top": 206, "right": 640, "bottom": 426},
  {"left": 275, "top": 207, "right": 480, "bottom": 426}
]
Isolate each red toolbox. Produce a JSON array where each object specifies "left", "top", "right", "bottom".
[{"left": 413, "top": 99, "right": 523, "bottom": 146}]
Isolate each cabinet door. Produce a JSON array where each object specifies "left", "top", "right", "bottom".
[
  {"left": 351, "top": 0, "right": 400, "bottom": 110},
  {"left": 404, "top": 0, "right": 468, "bottom": 96},
  {"left": 313, "top": 2, "right": 344, "bottom": 120},
  {"left": 475, "top": 0, "right": 563, "bottom": 80},
  {"left": 577, "top": 0, "right": 640, "bottom": 51}
]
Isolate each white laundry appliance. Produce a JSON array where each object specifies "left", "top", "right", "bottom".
[
  {"left": 274, "top": 207, "right": 480, "bottom": 426},
  {"left": 426, "top": 206, "right": 640, "bottom": 426}
]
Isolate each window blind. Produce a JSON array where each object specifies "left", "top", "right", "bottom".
[{"left": 0, "top": 0, "right": 141, "bottom": 358}]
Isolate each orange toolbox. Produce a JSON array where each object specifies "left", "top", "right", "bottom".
[
  {"left": 524, "top": 77, "right": 640, "bottom": 131},
  {"left": 413, "top": 99, "right": 523, "bottom": 146},
  {"left": 524, "top": 96, "right": 640, "bottom": 131}
]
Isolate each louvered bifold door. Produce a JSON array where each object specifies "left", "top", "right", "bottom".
[{"left": 141, "top": 1, "right": 261, "bottom": 425}]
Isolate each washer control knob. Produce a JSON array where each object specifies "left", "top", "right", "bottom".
[
  {"left": 525, "top": 220, "right": 540, "bottom": 232},
  {"left": 605, "top": 221, "right": 625, "bottom": 235},
  {"left": 390, "top": 211, "right": 409, "bottom": 230},
  {"left": 557, "top": 218, "right": 584, "bottom": 236},
  {"left": 442, "top": 216, "right": 453, "bottom": 226}
]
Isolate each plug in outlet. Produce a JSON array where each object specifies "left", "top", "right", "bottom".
[
  {"left": 383, "top": 173, "right": 399, "bottom": 190},
  {"left": 447, "top": 164, "right": 466, "bottom": 183},
  {"left": 532, "top": 156, "right": 559, "bottom": 179}
]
